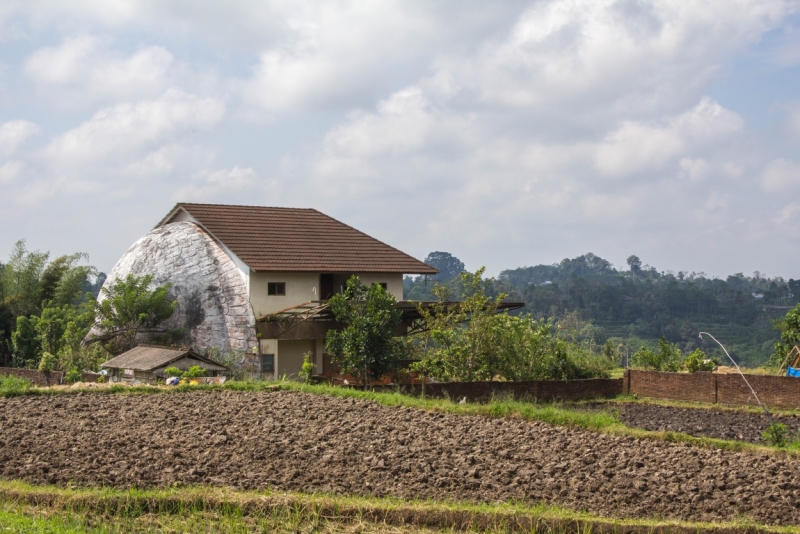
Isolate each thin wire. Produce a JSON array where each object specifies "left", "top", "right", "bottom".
[{"left": 699, "top": 332, "right": 770, "bottom": 417}]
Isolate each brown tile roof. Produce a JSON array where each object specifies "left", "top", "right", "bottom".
[
  {"left": 157, "top": 203, "right": 438, "bottom": 274},
  {"left": 101, "top": 345, "right": 228, "bottom": 372}
]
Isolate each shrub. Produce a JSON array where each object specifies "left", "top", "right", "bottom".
[
  {"left": 38, "top": 351, "right": 58, "bottom": 373},
  {"left": 182, "top": 365, "right": 207, "bottom": 378},
  {"left": 300, "top": 352, "right": 316, "bottom": 383},
  {"left": 163, "top": 366, "right": 183, "bottom": 378},
  {"left": 684, "top": 349, "right": 717, "bottom": 373},
  {"left": 64, "top": 368, "right": 81, "bottom": 384},
  {"left": 0, "top": 374, "right": 31, "bottom": 395},
  {"left": 762, "top": 422, "right": 791, "bottom": 447},
  {"left": 630, "top": 337, "right": 684, "bottom": 372}
]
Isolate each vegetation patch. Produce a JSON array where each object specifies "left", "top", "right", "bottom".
[{"left": 0, "top": 480, "right": 796, "bottom": 534}]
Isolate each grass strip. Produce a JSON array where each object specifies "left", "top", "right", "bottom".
[
  {"left": 4, "top": 379, "right": 799, "bottom": 458},
  {"left": 0, "top": 479, "right": 796, "bottom": 534}
]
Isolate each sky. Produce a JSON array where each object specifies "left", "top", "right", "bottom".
[{"left": 1, "top": 1, "right": 800, "bottom": 279}]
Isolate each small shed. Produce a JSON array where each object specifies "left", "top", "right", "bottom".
[{"left": 102, "top": 345, "right": 228, "bottom": 384}]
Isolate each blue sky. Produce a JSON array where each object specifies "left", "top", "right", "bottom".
[{"left": 1, "top": 1, "right": 799, "bottom": 279}]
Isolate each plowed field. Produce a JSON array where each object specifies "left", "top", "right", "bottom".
[
  {"left": 613, "top": 403, "right": 800, "bottom": 444},
  {"left": 1, "top": 390, "right": 799, "bottom": 525}
]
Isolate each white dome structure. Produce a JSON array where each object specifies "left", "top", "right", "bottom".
[{"left": 97, "top": 222, "right": 257, "bottom": 361}]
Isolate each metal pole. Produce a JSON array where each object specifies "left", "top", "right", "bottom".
[{"left": 699, "top": 332, "right": 770, "bottom": 417}]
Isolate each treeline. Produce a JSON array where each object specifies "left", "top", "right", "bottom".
[
  {"left": 0, "top": 241, "right": 107, "bottom": 375},
  {"left": 405, "top": 252, "right": 799, "bottom": 367}
]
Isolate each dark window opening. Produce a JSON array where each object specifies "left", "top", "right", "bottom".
[
  {"left": 379, "top": 283, "right": 388, "bottom": 290},
  {"left": 261, "top": 354, "right": 275, "bottom": 374},
  {"left": 268, "top": 282, "right": 286, "bottom": 295},
  {"left": 320, "top": 274, "right": 334, "bottom": 300}
]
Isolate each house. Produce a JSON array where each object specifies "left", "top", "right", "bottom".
[
  {"left": 95, "top": 203, "right": 440, "bottom": 379},
  {"left": 102, "top": 345, "right": 228, "bottom": 384}
]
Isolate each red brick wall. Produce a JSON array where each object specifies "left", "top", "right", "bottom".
[
  {"left": 0, "top": 367, "right": 63, "bottom": 387},
  {"left": 625, "top": 369, "right": 800, "bottom": 409},
  {"left": 374, "top": 378, "right": 623, "bottom": 402},
  {"left": 625, "top": 370, "right": 716, "bottom": 403},
  {"left": 716, "top": 373, "right": 800, "bottom": 410}
]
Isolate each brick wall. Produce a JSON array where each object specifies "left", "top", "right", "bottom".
[
  {"left": 624, "top": 370, "right": 716, "bottom": 403},
  {"left": 374, "top": 378, "right": 623, "bottom": 403},
  {"left": 0, "top": 367, "right": 63, "bottom": 387},
  {"left": 81, "top": 372, "right": 104, "bottom": 383},
  {"left": 716, "top": 373, "right": 800, "bottom": 410},
  {"left": 625, "top": 369, "right": 800, "bottom": 409}
]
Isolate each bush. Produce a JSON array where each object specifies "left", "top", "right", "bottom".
[
  {"left": 762, "top": 422, "right": 791, "bottom": 447},
  {"left": 684, "top": 349, "right": 717, "bottom": 373},
  {"left": 630, "top": 337, "right": 684, "bottom": 372},
  {"left": 64, "top": 368, "right": 81, "bottom": 384},
  {"left": 300, "top": 352, "right": 315, "bottom": 383},
  {"left": 0, "top": 374, "right": 31, "bottom": 395},
  {"left": 163, "top": 366, "right": 183, "bottom": 378},
  {"left": 182, "top": 365, "right": 206, "bottom": 378}
]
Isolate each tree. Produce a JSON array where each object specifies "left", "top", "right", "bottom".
[
  {"left": 325, "top": 276, "right": 403, "bottom": 387},
  {"left": 630, "top": 337, "right": 684, "bottom": 371},
  {"left": 770, "top": 303, "right": 800, "bottom": 368},
  {"left": 11, "top": 316, "right": 39, "bottom": 368},
  {"left": 627, "top": 255, "right": 642, "bottom": 274},
  {"left": 424, "top": 251, "right": 466, "bottom": 282},
  {"left": 90, "top": 274, "right": 176, "bottom": 354}
]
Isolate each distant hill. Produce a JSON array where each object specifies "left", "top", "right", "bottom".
[{"left": 405, "top": 252, "right": 799, "bottom": 367}]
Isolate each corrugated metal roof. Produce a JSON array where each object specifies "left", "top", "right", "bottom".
[
  {"left": 101, "top": 345, "right": 228, "bottom": 372},
  {"left": 157, "top": 203, "right": 438, "bottom": 274}
]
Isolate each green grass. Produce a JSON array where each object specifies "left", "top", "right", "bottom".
[{"left": 0, "top": 479, "right": 796, "bottom": 534}]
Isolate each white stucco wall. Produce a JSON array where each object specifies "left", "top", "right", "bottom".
[
  {"left": 250, "top": 271, "right": 403, "bottom": 318},
  {"left": 250, "top": 271, "right": 321, "bottom": 317}
]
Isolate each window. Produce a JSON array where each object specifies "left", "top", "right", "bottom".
[
  {"left": 379, "top": 283, "right": 388, "bottom": 290},
  {"left": 267, "top": 282, "right": 286, "bottom": 295},
  {"left": 261, "top": 354, "right": 275, "bottom": 374}
]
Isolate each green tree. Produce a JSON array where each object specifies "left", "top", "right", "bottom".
[
  {"left": 630, "top": 337, "right": 684, "bottom": 371},
  {"left": 37, "top": 351, "right": 58, "bottom": 386},
  {"left": 1, "top": 240, "right": 49, "bottom": 317},
  {"left": 770, "top": 303, "right": 800, "bottom": 369},
  {"left": 325, "top": 276, "right": 403, "bottom": 387},
  {"left": 684, "top": 348, "right": 716, "bottom": 373},
  {"left": 11, "top": 315, "right": 39, "bottom": 368},
  {"left": 90, "top": 274, "right": 176, "bottom": 354},
  {"left": 424, "top": 251, "right": 466, "bottom": 281}
]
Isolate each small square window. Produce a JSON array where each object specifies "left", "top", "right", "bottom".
[
  {"left": 261, "top": 354, "right": 275, "bottom": 374},
  {"left": 268, "top": 282, "right": 286, "bottom": 295},
  {"left": 379, "top": 283, "right": 388, "bottom": 290}
]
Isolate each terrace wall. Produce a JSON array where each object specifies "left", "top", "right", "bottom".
[
  {"left": 374, "top": 378, "right": 623, "bottom": 403},
  {"left": 624, "top": 370, "right": 800, "bottom": 409},
  {"left": 0, "top": 367, "right": 63, "bottom": 387}
]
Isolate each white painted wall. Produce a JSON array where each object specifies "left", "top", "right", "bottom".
[
  {"left": 277, "top": 339, "right": 315, "bottom": 378},
  {"left": 250, "top": 271, "right": 321, "bottom": 317}
]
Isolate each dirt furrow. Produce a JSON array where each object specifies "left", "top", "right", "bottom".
[{"left": 1, "top": 390, "right": 798, "bottom": 525}]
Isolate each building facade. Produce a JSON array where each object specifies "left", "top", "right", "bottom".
[{"left": 97, "top": 203, "right": 437, "bottom": 378}]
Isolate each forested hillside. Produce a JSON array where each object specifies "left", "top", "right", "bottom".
[{"left": 405, "top": 252, "right": 799, "bottom": 367}]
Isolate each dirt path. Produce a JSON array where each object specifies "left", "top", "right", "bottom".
[
  {"left": 1, "top": 390, "right": 799, "bottom": 525},
  {"left": 612, "top": 403, "right": 800, "bottom": 444}
]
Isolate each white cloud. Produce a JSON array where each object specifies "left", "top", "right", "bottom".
[
  {"left": 45, "top": 89, "right": 225, "bottom": 168},
  {"left": 594, "top": 98, "right": 743, "bottom": 177},
  {"left": 0, "top": 160, "right": 25, "bottom": 183},
  {"left": 760, "top": 158, "right": 800, "bottom": 192},
  {"left": 24, "top": 35, "right": 174, "bottom": 101},
  {"left": 0, "top": 120, "right": 40, "bottom": 155},
  {"left": 172, "top": 166, "right": 258, "bottom": 201}
]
